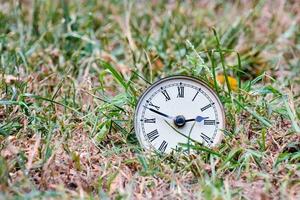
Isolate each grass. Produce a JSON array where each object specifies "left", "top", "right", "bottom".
[{"left": 0, "top": 0, "right": 300, "bottom": 199}]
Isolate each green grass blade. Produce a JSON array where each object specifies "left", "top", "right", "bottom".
[{"left": 234, "top": 99, "right": 272, "bottom": 127}]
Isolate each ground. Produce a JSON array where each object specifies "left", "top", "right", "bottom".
[{"left": 0, "top": 0, "right": 300, "bottom": 199}]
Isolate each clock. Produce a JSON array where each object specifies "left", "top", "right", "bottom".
[{"left": 134, "top": 76, "right": 225, "bottom": 154}]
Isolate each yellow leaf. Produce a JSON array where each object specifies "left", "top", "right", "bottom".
[{"left": 216, "top": 75, "right": 238, "bottom": 91}]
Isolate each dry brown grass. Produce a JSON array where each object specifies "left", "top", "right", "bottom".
[{"left": 0, "top": 0, "right": 299, "bottom": 199}]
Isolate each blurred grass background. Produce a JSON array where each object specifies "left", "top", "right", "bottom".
[{"left": 0, "top": 0, "right": 299, "bottom": 199}]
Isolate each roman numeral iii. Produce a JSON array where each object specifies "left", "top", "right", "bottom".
[
  {"left": 177, "top": 86, "right": 184, "bottom": 98},
  {"left": 204, "top": 120, "right": 216, "bottom": 125},
  {"left": 147, "top": 129, "right": 159, "bottom": 142}
]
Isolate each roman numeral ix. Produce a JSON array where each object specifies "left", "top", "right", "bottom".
[{"left": 144, "top": 118, "right": 156, "bottom": 123}]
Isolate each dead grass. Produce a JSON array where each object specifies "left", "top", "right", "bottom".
[{"left": 0, "top": 0, "right": 300, "bottom": 199}]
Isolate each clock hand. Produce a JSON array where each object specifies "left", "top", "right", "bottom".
[
  {"left": 185, "top": 116, "right": 209, "bottom": 123},
  {"left": 147, "top": 107, "right": 174, "bottom": 120}
]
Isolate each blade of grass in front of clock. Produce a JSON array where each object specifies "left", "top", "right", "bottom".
[
  {"left": 186, "top": 121, "right": 196, "bottom": 154},
  {"left": 164, "top": 120, "right": 221, "bottom": 157}
]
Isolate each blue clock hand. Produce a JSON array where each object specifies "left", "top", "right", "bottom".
[{"left": 185, "top": 116, "right": 209, "bottom": 122}]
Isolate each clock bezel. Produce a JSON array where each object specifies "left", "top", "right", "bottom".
[{"left": 134, "top": 75, "right": 226, "bottom": 153}]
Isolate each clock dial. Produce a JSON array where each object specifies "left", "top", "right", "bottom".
[{"left": 134, "top": 76, "right": 225, "bottom": 154}]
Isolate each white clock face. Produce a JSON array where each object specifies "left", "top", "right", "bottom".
[{"left": 134, "top": 76, "right": 225, "bottom": 154}]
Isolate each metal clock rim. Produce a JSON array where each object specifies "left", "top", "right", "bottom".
[{"left": 134, "top": 75, "right": 226, "bottom": 151}]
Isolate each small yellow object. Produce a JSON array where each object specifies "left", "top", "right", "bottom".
[{"left": 216, "top": 75, "right": 238, "bottom": 91}]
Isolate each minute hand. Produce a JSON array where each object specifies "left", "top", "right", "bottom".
[
  {"left": 186, "top": 116, "right": 209, "bottom": 122},
  {"left": 148, "top": 108, "right": 174, "bottom": 119}
]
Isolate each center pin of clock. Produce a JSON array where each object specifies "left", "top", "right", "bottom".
[{"left": 174, "top": 115, "right": 186, "bottom": 127}]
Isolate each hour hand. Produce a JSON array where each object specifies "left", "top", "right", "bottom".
[
  {"left": 147, "top": 107, "right": 174, "bottom": 120},
  {"left": 186, "top": 116, "right": 209, "bottom": 123}
]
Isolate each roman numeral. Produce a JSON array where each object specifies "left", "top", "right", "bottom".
[
  {"left": 177, "top": 85, "right": 184, "bottom": 98},
  {"left": 161, "top": 89, "right": 171, "bottom": 101},
  {"left": 192, "top": 89, "right": 200, "bottom": 101},
  {"left": 201, "top": 103, "right": 214, "bottom": 112},
  {"left": 147, "top": 129, "right": 159, "bottom": 142},
  {"left": 158, "top": 140, "right": 168, "bottom": 153},
  {"left": 148, "top": 101, "right": 160, "bottom": 110},
  {"left": 204, "top": 120, "right": 216, "bottom": 125},
  {"left": 200, "top": 133, "right": 213, "bottom": 145},
  {"left": 144, "top": 118, "right": 156, "bottom": 123}
]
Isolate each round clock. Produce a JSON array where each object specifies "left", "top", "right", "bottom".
[{"left": 134, "top": 76, "right": 225, "bottom": 154}]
